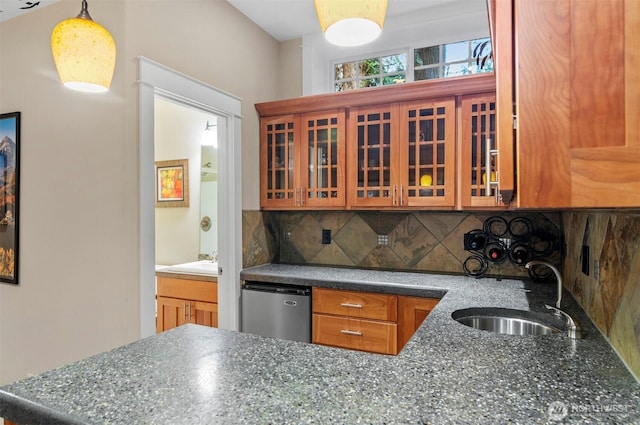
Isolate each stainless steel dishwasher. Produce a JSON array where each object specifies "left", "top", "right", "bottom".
[{"left": 241, "top": 282, "right": 311, "bottom": 342}]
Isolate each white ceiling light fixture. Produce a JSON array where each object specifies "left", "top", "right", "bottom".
[
  {"left": 201, "top": 121, "right": 218, "bottom": 148},
  {"left": 51, "top": 0, "right": 116, "bottom": 93},
  {"left": 314, "top": 0, "right": 388, "bottom": 47}
]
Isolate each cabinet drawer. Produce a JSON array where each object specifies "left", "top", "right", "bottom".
[
  {"left": 157, "top": 277, "right": 218, "bottom": 303},
  {"left": 312, "top": 288, "right": 397, "bottom": 321},
  {"left": 312, "top": 314, "right": 398, "bottom": 355}
]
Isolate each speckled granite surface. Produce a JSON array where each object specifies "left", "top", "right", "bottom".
[{"left": 1, "top": 265, "right": 639, "bottom": 424}]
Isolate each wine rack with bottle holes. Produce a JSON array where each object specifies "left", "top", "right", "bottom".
[{"left": 463, "top": 216, "right": 561, "bottom": 280}]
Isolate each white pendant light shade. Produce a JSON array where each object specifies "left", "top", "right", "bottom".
[
  {"left": 51, "top": 1, "right": 116, "bottom": 93},
  {"left": 314, "top": 0, "right": 388, "bottom": 47}
]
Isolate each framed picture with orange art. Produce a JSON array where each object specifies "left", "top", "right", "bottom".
[
  {"left": 0, "top": 112, "right": 20, "bottom": 285},
  {"left": 155, "top": 159, "right": 189, "bottom": 208}
]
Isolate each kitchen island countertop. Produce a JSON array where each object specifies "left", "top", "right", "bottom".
[{"left": 1, "top": 264, "right": 639, "bottom": 424}]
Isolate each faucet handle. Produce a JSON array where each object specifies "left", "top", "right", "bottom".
[{"left": 544, "top": 304, "right": 584, "bottom": 339}]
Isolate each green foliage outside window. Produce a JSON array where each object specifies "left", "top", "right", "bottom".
[{"left": 334, "top": 38, "right": 492, "bottom": 92}]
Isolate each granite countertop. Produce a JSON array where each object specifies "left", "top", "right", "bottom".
[{"left": 1, "top": 264, "right": 639, "bottom": 424}]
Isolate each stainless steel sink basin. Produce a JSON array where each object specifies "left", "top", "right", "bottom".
[{"left": 452, "top": 307, "right": 564, "bottom": 336}]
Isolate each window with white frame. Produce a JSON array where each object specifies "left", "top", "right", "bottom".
[
  {"left": 414, "top": 38, "right": 493, "bottom": 81},
  {"left": 334, "top": 53, "right": 407, "bottom": 92},
  {"left": 333, "top": 38, "right": 492, "bottom": 92}
]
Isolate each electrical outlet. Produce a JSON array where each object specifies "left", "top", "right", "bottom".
[
  {"left": 581, "top": 245, "right": 590, "bottom": 276},
  {"left": 321, "top": 229, "right": 331, "bottom": 244}
]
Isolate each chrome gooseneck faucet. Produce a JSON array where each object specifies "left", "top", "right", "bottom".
[
  {"left": 525, "top": 260, "right": 584, "bottom": 339},
  {"left": 525, "top": 260, "right": 562, "bottom": 308}
]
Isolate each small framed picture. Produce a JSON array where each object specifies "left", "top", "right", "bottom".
[
  {"left": 155, "top": 159, "right": 189, "bottom": 207},
  {"left": 0, "top": 112, "right": 20, "bottom": 285}
]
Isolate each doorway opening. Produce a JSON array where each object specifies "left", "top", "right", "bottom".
[
  {"left": 153, "top": 97, "right": 221, "bottom": 267},
  {"left": 138, "top": 57, "right": 242, "bottom": 338}
]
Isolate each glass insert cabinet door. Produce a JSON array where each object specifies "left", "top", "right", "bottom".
[
  {"left": 459, "top": 93, "right": 504, "bottom": 208},
  {"left": 260, "top": 115, "right": 300, "bottom": 208},
  {"left": 398, "top": 98, "right": 456, "bottom": 207},
  {"left": 300, "top": 110, "right": 346, "bottom": 207},
  {"left": 348, "top": 104, "right": 396, "bottom": 207}
]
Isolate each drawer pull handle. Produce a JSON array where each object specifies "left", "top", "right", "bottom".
[
  {"left": 340, "top": 302, "right": 362, "bottom": 308},
  {"left": 340, "top": 329, "right": 362, "bottom": 336}
]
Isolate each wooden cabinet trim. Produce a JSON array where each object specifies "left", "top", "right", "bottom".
[{"left": 256, "top": 74, "right": 496, "bottom": 117}]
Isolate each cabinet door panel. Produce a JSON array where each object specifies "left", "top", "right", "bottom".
[
  {"left": 397, "top": 296, "right": 439, "bottom": 350},
  {"left": 459, "top": 93, "right": 507, "bottom": 209},
  {"left": 514, "top": 0, "right": 640, "bottom": 207},
  {"left": 399, "top": 98, "right": 456, "bottom": 207},
  {"left": 515, "top": 0, "right": 572, "bottom": 207},
  {"left": 568, "top": 0, "right": 640, "bottom": 206},
  {"left": 260, "top": 115, "right": 300, "bottom": 208},
  {"left": 156, "top": 297, "right": 188, "bottom": 333},
  {"left": 348, "top": 104, "right": 397, "bottom": 207},
  {"left": 301, "top": 109, "right": 346, "bottom": 208},
  {"left": 191, "top": 301, "right": 218, "bottom": 328}
]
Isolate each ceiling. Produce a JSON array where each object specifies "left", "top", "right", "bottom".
[
  {"left": 0, "top": 0, "right": 59, "bottom": 22},
  {"left": 226, "top": 0, "right": 463, "bottom": 42},
  {"left": 0, "top": 0, "right": 475, "bottom": 41}
]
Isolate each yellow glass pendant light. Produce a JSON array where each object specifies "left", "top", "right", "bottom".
[
  {"left": 51, "top": 0, "right": 116, "bottom": 93},
  {"left": 314, "top": 0, "right": 388, "bottom": 47}
]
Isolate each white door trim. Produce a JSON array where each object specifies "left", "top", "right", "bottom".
[{"left": 138, "top": 57, "right": 243, "bottom": 337}]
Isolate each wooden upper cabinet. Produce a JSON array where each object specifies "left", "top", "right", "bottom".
[
  {"left": 347, "top": 103, "right": 397, "bottom": 208},
  {"left": 459, "top": 92, "right": 508, "bottom": 209},
  {"left": 256, "top": 74, "right": 496, "bottom": 210},
  {"left": 260, "top": 110, "right": 346, "bottom": 209},
  {"left": 347, "top": 97, "right": 457, "bottom": 209},
  {"left": 398, "top": 98, "right": 456, "bottom": 208},
  {"left": 492, "top": 0, "right": 640, "bottom": 208},
  {"left": 260, "top": 114, "right": 300, "bottom": 208},
  {"left": 301, "top": 110, "right": 347, "bottom": 208}
]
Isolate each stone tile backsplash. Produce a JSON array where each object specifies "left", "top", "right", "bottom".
[
  {"left": 243, "top": 210, "right": 563, "bottom": 279},
  {"left": 563, "top": 211, "right": 640, "bottom": 379}
]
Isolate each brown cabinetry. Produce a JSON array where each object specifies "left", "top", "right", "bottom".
[
  {"left": 156, "top": 276, "right": 218, "bottom": 333},
  {"left": 260, "top": 109, "right": 346, "bottom": 209},
  {"left": 347, "top": 97, "right": 457, "bottom": 208},
  {"left": 491, "top": 0, "right": 640, "bottom": 208},
  {"left": 397, "top": 295, "right": 439, "bottom": 351},
  {"left": 458, "top": 92, "right": 508, "bottom": 209},
  {"left": 256, "top": 74, "right": 498, "bottom": 211},
  {"left": 312, "top": 288, "right": 398, "bottom": 355},
  {"left": 312, "top": 287, "right": 439, "bottom": 355}
]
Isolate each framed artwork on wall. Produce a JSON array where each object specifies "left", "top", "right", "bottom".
[
  {"left": 0, "top": 112, "right": 20, "bottom": 285},
  {"left": 155, "top": 159, "right": 189, "bottom": 208}
]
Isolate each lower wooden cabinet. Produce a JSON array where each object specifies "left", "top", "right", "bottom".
[
  {"left": 397, "top": 295, "right": 440, "bottom": 351},
  {"left": 156, "top": 276, "right": 218, "bottom": 333},
  {"left": 312, "top": 287, "right": 439, "bottom": 355}
]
